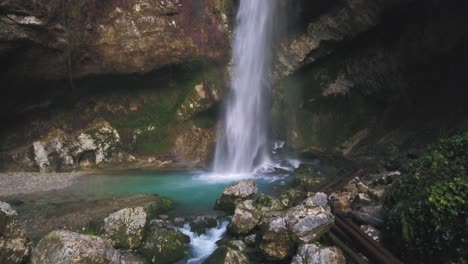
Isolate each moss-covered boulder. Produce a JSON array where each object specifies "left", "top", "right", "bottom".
[
  {"left": 139, "top": 229, "right": 190, "bottom": 264},
  {"left": 31, "top": 230, "right": 121, "bottom": 264},
  {"left": 383, "top": 132, "right": 468, "bottom": 263},
  {"left": 0, "top": 201, "right": 30, "bottom": 264},
  {"left": 103, "top": 207, "right": 147, "bottom": 249},
  {"left": 101, "top": 195, "right": 172, "bottom": 249}
]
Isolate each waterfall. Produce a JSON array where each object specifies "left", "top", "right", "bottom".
[{"left": 213, "top": 0, "right": 279, "bottom": 174}]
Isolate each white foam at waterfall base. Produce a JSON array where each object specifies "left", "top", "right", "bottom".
[{"left": 179, "top": 221, "right": 229, "bottom": 264}]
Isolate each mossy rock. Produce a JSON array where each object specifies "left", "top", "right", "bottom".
[
  {"left": 383, "top": 132, "right": 468, "bottom": 263},
  {"left": 139, "top": 229, "right": 190, "bottom": 264}
]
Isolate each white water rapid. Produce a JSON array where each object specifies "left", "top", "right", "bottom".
[
  {"left": 179, "top": 221, "right": 229, "bottom": 264},
  {"left": 213, "top": 0, "right": 279, "bottom": 175}
]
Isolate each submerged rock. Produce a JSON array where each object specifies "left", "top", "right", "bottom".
[
  {"left": 0, "top": 201, "right": 30, "bottom": 264},
  {"left": 291, "top": 243, "right": 346, "bottom": 264},
  {"left": 31, "top": 230, "right": 121, "bottom": 264},
  {"left": 103, "top": 207, "right": 147, "bottom": 249},
  {"left": 228, "top": 200, "right": 261, "bottom": 235},
  {"left": 215, "top": 180, "right": 257, "bottom": 212},
  {"left": 204, "top": 246, "right": 250, "bottom": 264},
  {"left": 139, "top": 228, "right": 190, "bottom": 264}
]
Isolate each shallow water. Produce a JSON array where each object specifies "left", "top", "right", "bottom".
[{"left": 12, "top": 170, "right": 293, "bottom": 217}]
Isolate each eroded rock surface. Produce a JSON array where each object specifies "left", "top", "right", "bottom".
[
  {"left": 215, "top": 179, "right": 257, "bottom": 212},
  {"left": 291, "top": 243, "right": 346, "bottom": 264},
  {"left": 31, "top": 230, "right": 121, "bottom": 264},
  {"left": 0, "top": 201, "right": 30, "bottom": 264}
]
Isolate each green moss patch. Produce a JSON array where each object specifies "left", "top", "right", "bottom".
[{"left": 383, "top": 132, "right": 468, "bottom": 263}]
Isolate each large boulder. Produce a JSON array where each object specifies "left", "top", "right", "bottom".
[
  {"left": 0, "top": 201, "right": 30, "bottom": 264},
  {"left": 284, "top": 197, "right": 334, "bottom": 243},
  {"left": 260, "top": 194, "right": 334, "bottom": 260},
  {"left": 103, "top": 207, "right": 147, "bottom": 249},
  {"left": 139, "top": 228, "right": 190, "bottom": 264},
  {"left": 260, "top": 216, "right": 295, "bottom": 261},
  {"left": 291, "top": 243, "right": 346, "bottom": 264},
  {"left": 102, "top": 196, "right": 173, "bottom": 249},
  {"left": 215, "top": 180, "right": 257, "bottom": 212},
  {"left": 31, "top": 230, "right": 121, "bottom": 264},
  {"left": 228, "top": 200, "right": 261, "bottom": 235}
]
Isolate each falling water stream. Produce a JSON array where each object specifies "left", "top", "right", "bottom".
[{"left": 213, "top": 0, "right": 279, "bottom": 175}]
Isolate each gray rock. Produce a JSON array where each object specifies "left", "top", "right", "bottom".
[
  {"left": 244, "top": 234, "right": 257, "bottom": 246},
  {"left": 228, "top": 200, "right": 260, "bottom": 235},
  {"left": 31, "top": 230, "right": 121, "bottom": 264},
  {"left": 0, "top": 201, "right": 30, "bottom": 264},
  {"left": 203, "top": 246, "right": 250, "bottom": 264},
  {"left": 351, "top": 193, "right": 373, "bottom": 209},
  {"left": 304, "top": 192, "right": 328, "bottom": 207},
  {"left": 215, "top": 180, "right": 257, "bottom": 212},
  {"left": 284, "top": 204, "right": 334, "bottom": 243},
  {"left": 291, "top": 243, "right": 346, "bottom": 264},
  {"left": 351, "top": 205, "right": 384, "bottom": 227},
  {"left": 103, "top": 207, "right": 147, "bottom": 249}
]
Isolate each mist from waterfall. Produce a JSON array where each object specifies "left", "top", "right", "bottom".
[{"left": 213, "top": 0, "right": 279, "bottom": 175}]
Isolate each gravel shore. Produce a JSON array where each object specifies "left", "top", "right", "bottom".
[{"left": 0, "top": 172, "right": 84, "bottom": 197}]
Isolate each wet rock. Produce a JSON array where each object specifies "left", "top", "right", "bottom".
[
  {"left": 31, "top": 230, "right": 121, "bottom": 264},
  {"left": 0, "top": 201, "right": 30, "bottom": 264},
  {"left": 228, "top": 240, "right": 246, "bottom": 251},
  {"left": 244, "top": 234, "right": 257, "bottom": 247},
  {"left": 204, "top": 246, "right": 250, "bottom": 264},
  {"left": 255, "top": 194, "right": 285, "bottom": 212},
  {"left": 260, "top": 217, "right": 295, "bottom": 261},
  {"left": 368, "top": 186, "right": 386, "bottom": 201},
  {"left": 190, "top": 215, "right": 218, "bottom": 235},
  {"left": 120, "top": 252, "right": 147, "bottom": 264},
  {"left": 356, "top": 182, "right": 369, "bottom": 193},
  {"left": 139, "top": 228, "right": 190, "bottom": 264},
  {"left": 215, "top": 180, "right": 257, "bottom": 212},
  {"left": 291, "top": 243, "right": 346, "bottom": 264},
  {"left": 351, "top": 193, "right": 373, "bottom": 209},
  {"left": 150, "top": 219, "right": 172, "bottom": 229},
  {"left": 229, "top": 200, "right": 261, "bottom": 235},
  {"left": 103, "top": 207, "right": 147, "bottom": 249},
  {"left": 351, "top": 211, "right": 384, "bottom": 227},
  {"left": 360, "top": 225, "right": 381, "bottom": 242},
  {"left": 279, "top": 188, "right": 307, "bottom": 207},
  {"left": 329, "top": 192, "right": 353, "bottom": 212}
]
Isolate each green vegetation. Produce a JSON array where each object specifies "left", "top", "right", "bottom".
[
  {"left": 108, "top": 60, "right": 225, "bottom": 155},
  {"left": 383, "top": 132, "right": 468, "bottom": 263}
]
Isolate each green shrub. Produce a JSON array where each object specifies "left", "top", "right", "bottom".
[{"left": 383, "top": 132, "right": 468, "bottom": 263}]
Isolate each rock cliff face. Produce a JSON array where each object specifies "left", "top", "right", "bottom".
[
  {"left": 0, "top": 0, "right": 232, "bottom": 79},
  {"left": 272, "top": 0, "right": 468, "bottom": 158}
]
